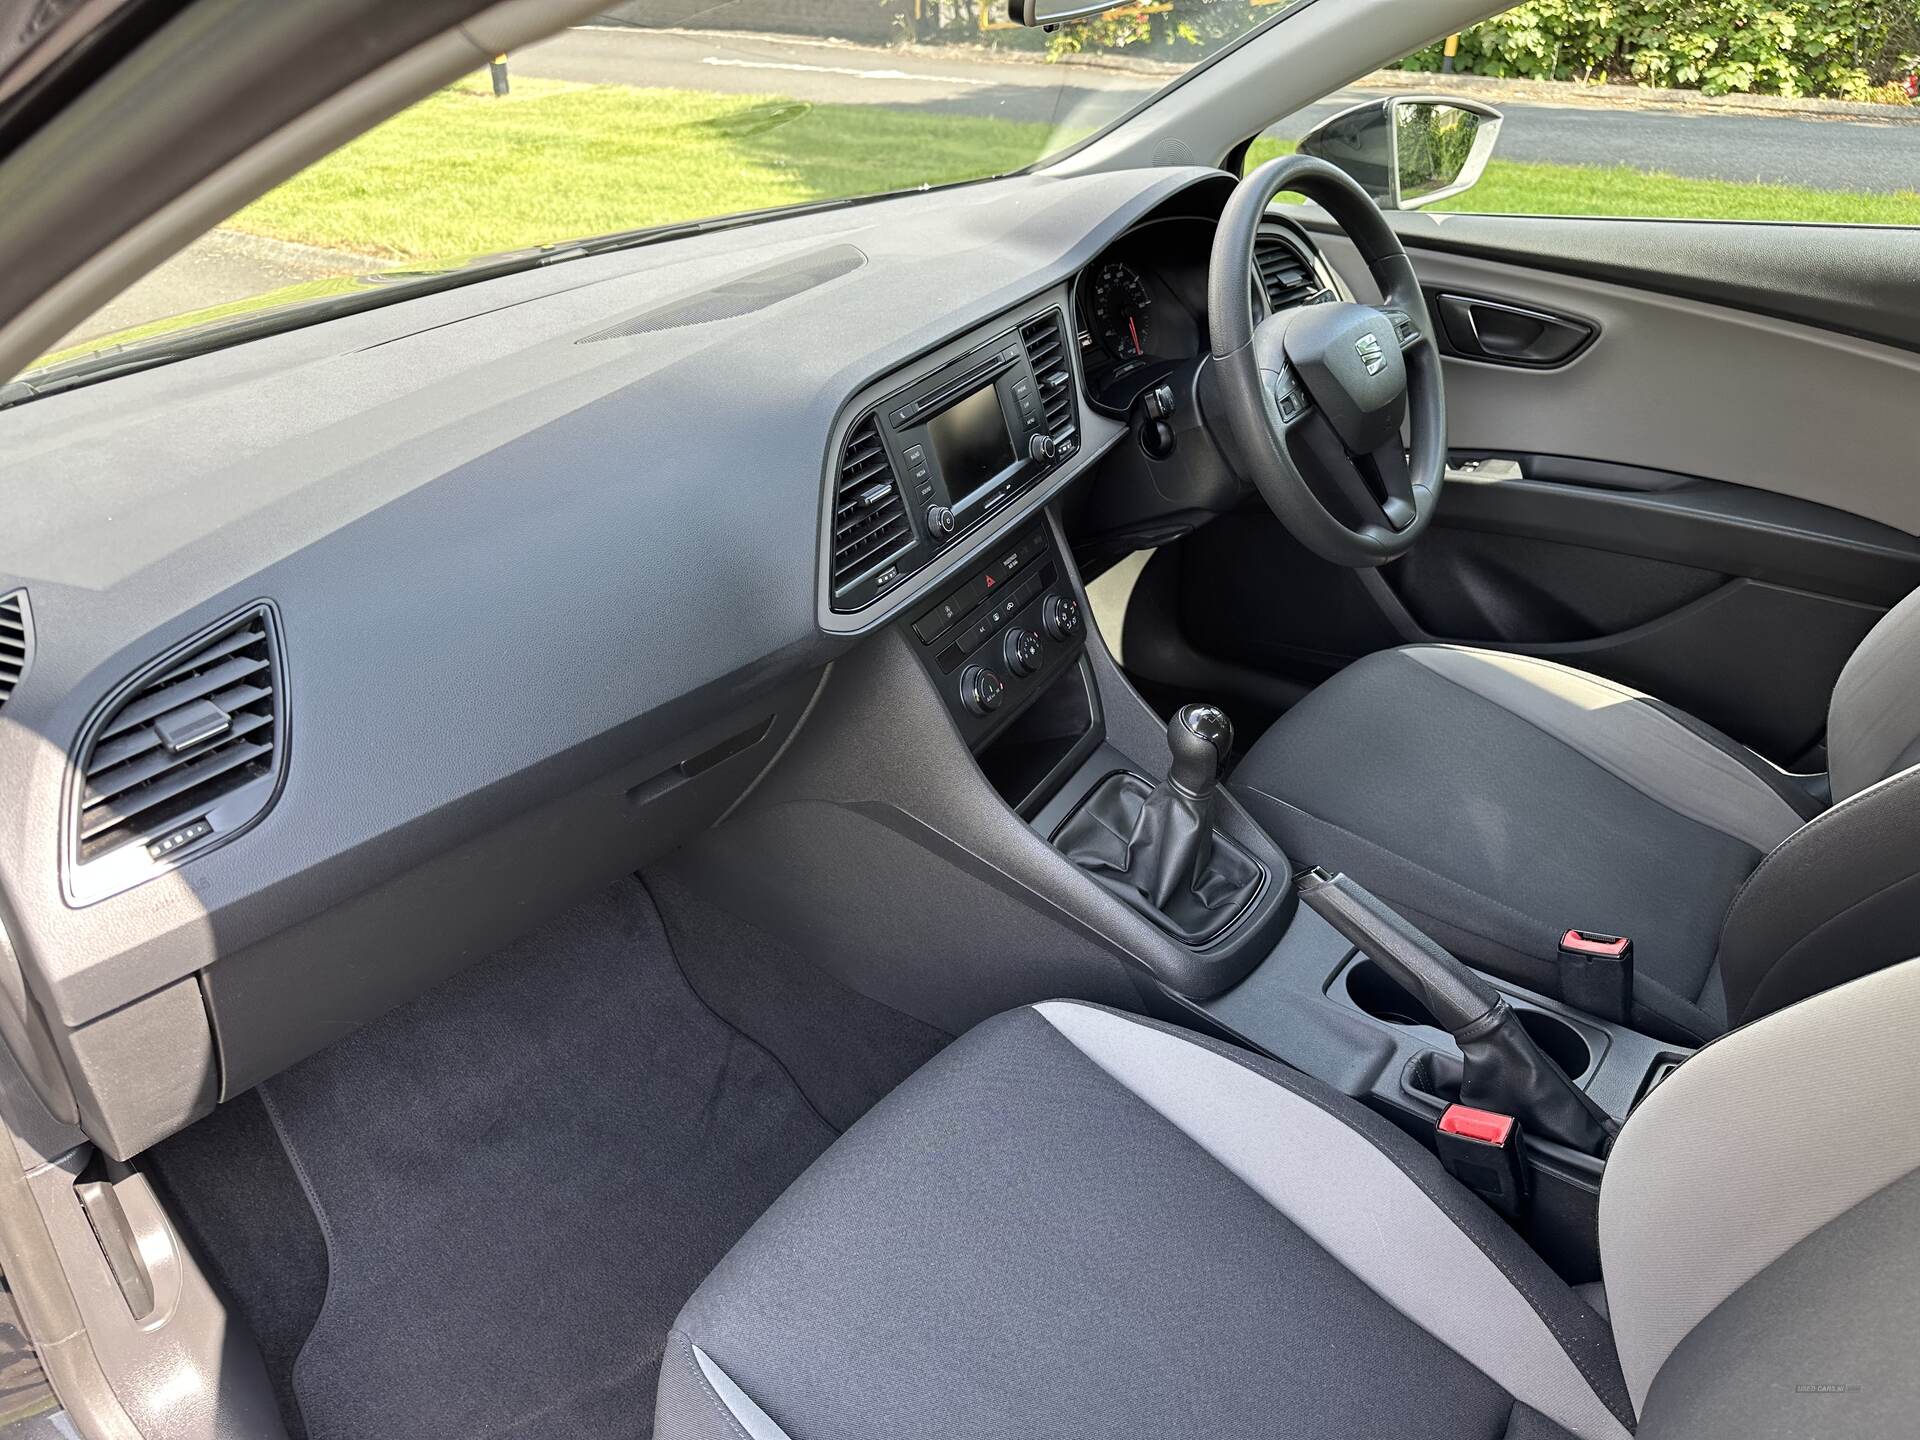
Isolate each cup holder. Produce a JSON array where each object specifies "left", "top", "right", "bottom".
[{"left": 1343, "top": 958, "right": 1594, "bottom": 1080}]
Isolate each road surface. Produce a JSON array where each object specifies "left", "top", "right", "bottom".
[
  {"left": 57, "top": 232, "right": 381, "bottom": 350},
  {"left": 519, "top": 25, "right": 1920, "bottom": 195}
]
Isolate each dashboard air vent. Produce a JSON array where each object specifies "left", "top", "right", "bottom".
[
  {"left": 1019, "top": 309, "right": 1078, "bottom": 448},
  {"left": 69, "top": 604, "right": 285, "bottom": 896},
  {"left": 1254, "top": 232, "right": 1325, "bottom": 311},
  {"left": 830, "top": 415, "right": 912, "bottom": 594},
  {"left": 0, "top": 589, "right": 27, "bottom": 711}
]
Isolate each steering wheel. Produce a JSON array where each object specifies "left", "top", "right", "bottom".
[{"left": 1207, "top": 156, "right": 1445, "bottom": 567}]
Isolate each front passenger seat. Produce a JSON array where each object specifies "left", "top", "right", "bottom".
[
  {"left": 1230, "top": 585, "right": 1920, "bottom": 1041},
  {"left": 656, "top": 965, "right": 1920, "bottom": 1440}
]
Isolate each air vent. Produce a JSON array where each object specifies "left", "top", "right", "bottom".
[
  {"left": 1019, "top": 309, "right": 1078, "bottom": 447},
  {"left": 1254, "top": 232, "right": 1325, "bottom": 312},
  {"left": 68, "top": 604, "right": 285, "bottom": 900},
  {"left": 829, "top": 415, "right": 912, "bottom": 596},
  {"left": 0, "top": 589, "right": 28, "bottom": 711}
]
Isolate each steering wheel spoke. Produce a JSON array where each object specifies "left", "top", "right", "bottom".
[
  {"left": 1293, "top": 415, "right": 1417, "bottom": 535},
  {"left": 1263, "top": 365, "right": 1314, "bottom": 430},
  {"left": 1380, "top": 307, "right": 1426, "bottom": 352},
  {"left": 1362, "top": 437, "right": 1419, "bottom": 531}
]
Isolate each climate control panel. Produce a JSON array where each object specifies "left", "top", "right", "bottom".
[{"left": 901, "top": 521, "right": 1086, "bottom": 747}]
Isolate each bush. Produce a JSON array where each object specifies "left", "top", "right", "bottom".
[{"left": 1398, "top": 1, "right": 1920, "bottom": 99}]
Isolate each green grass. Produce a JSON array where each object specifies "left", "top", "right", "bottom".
[
  {"left": 37, "top": 80, "right": 1918, "bottom": 374},
  {"left": 230, "top": 77, "right": 1056, "bottom": 260},
  {"left": 1244, "top": 136, "right": 1920, "bottom": 224}
]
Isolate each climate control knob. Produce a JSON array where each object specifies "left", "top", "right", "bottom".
[
  {"left": 1003, "top": 626, "right": 1042, "bottom": 678},
  {"left": 959, "top": 665, "right": 1006, "bottom": 716},
  {"left": 1041, "top": 592, "right": 1082, "bottom": 643},
  {"left": 926, "top": 505, "right": 956, "bottom": 541}
]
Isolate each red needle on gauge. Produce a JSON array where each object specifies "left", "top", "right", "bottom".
[{"left": 1127, "top": 315, "right": 1140, "bottom": 354}]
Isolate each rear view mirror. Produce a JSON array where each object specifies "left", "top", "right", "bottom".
[
  {"left": 1009, "top": 0, "right": 1124, "bottom": 25},
  {"left": 1296, "top": 96, "right": 1502, "bottom": 210}
]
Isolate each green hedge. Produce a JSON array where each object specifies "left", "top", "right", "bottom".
[{"left": 1402, "top": 1, "right": 1920, "bottom": 99}]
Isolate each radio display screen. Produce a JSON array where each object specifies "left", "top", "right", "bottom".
[{"left": 926, "top": 384, "right": 1015, "bottom": 502}]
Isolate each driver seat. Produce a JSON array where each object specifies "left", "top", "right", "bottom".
[{"left": 1230, "top": 586, "right": 1920, "bottom": 1042}]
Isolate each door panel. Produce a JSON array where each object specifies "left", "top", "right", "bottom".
[
  {"left": 1134, "top": 215, "right": 1920, "bottom": 764},
  {"left": 1310, "top": 216, "right": 1920, "bottom": 535}
]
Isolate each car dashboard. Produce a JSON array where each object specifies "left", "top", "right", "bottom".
[{"left": 0, "top": 161, "right": 1345, "bottom": 1160}]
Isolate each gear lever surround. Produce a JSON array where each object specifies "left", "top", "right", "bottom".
[{"left": 1053, "top": 702, "right": 1265, "bottom": 948}]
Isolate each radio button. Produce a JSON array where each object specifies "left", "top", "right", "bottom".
[{"left": 926, "top": 505, "right": 956, "bottom": 541}]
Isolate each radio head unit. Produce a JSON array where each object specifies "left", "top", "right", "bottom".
[{"left": 829, "top": 308, "right": 1080, "bottom": 613}]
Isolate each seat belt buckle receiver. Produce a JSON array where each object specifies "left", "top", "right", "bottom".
[
  {"left": 1436, "top": 1104, "right": 1528, "bottom": 1216},
  {"left": 1559, "top": 929, "right": 1633, "bottom": 1025}
]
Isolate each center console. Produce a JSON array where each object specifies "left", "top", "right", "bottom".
[
  {"left": 701, "top": 279, "right": 1685, "bottom": 1287},
  {"left": 895, "top": 508, "right": 1682, "bottom": 1282}
]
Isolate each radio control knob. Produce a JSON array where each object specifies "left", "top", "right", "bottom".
[
  {"left": 1028, "top": 433, "right": 1058, "bottom": 464},
  {"left": 1003, "top": 627, "right": 1042, "bottom": 677},
  {"left": 1041, "top": 593, "right": 1082, "bottom": 643},
  {"left": 960, "top": 665, "right": 1006, "bottom": 716},
  {"left": 926, "top": 505, "right": 956, "bottom": 541}
]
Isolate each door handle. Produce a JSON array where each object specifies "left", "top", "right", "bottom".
[{"left": 1433, "top": 293, "right": 1596, "bottom": 368}]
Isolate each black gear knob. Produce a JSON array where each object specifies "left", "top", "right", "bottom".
[{"left": 1168, "top": 703, "right": 1233, "bottom": 797}]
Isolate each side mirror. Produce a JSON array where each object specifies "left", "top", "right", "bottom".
[{"left": 1295, "top": 96, "right": 1502, "bottom": 210}]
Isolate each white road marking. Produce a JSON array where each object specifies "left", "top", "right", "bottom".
[{"left": 699, "top": 55, "right": 994, "bottom": 86}]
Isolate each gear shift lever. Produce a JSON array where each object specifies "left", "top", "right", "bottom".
[
  {"left": 1053, "top": 701, "right": 1264, "bottom": 947},
  {"left": 1169, "top": 704, "right": 1233, "bottom": 797},
  {"left": 1145, "top": 705, "right": 1234, "bottom": 905}
]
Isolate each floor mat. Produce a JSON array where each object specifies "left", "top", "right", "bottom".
[{"left": 258, "top": 877, "right": 837, "bottom": 1440}]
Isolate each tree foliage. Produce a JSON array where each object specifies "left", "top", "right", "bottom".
[
  {"left": 1006, "top": 0, "right": 1917, "bottom": 100},
  {"left": 1400, "top": 1, "right": 1919, "bottom": 99}
]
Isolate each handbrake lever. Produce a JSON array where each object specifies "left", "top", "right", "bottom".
[{"left": 1298, "top": 869, "right": 1616, "bottom": 1156}]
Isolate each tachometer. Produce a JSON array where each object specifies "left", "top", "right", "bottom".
[{"left": 1089, "top": 262, "right": 1154, "bottom": 362}]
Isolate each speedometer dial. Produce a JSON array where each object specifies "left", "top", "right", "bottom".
[{"left": 1089, "top": 262, "right": 1154, "bottom": 362}]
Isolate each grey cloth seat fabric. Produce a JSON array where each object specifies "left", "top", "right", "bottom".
[
  {"left": 1230, "top": 645, "right": 1803, "bottom": 1040},
  {"left": 1231, "top": 628, "right": 1920, "bottom": 1041},
  {"left": 658, "top": 966, "right": 1920, "bottom": 1440},
  {"left": 657, "top": 999, "right": 1636, "bottom": 1440}
]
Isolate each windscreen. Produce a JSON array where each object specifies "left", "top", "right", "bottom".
[{"left": 22, "top": 1, "right": 1293, "bottom": 385}]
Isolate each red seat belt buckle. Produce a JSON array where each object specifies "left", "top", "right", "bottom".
[
  {"left": 1559, "top": 930, "right": 1633, "bottom": 1024},
  {"left": 1436, "top": 1104, "right": 1528, "bottom": 1215},
  {"left": 1561, "top": 930, "right": 1629, "bottom": 959}
]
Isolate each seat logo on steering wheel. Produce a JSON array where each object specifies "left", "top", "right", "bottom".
[{"left": 1354, "top": 332, "right": 1386, "bottom": 376}]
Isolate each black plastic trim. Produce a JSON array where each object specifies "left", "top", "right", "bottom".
[
  {"left": 1437, "top": 464, "right": 1920, "bottom": 607},
  {"left": 61, "top": 600, "right": 290, "bottom": 907}
]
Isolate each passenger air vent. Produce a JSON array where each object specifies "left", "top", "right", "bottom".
[
  {"left": 1019, "top": 309, "right": 1078, "bottom": 448},
  {"left": 0, "top": 589, "right": 28, "bottom": 711},
  {"left": 829, "top": 415, "right": 912, "bottom": 596},
  {"left": 67, "top": 603, "right": 286, "bottom": 902},
  {"left": 1254, "top": 232, "right": 1325, "bottom": 312}
]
